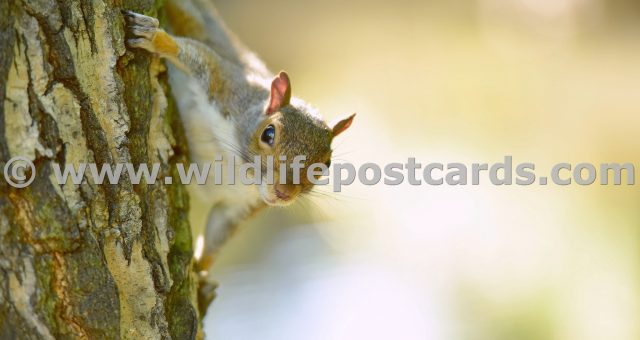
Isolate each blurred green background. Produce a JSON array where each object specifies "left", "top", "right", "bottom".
[{"left": 197, "top": 0, "right": 640, "bottom": 339}]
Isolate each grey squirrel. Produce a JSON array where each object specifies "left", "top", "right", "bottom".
[{"left": 123, "top": 1, "right": 355, "bottom": 273}]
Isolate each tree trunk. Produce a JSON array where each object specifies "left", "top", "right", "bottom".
[{"left": 0, "top": 1, "right": 199, "bottom": 339}]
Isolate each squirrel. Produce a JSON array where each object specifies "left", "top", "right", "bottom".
[{"left": 123, "top": 1, "right": 355, "bottom": 274}]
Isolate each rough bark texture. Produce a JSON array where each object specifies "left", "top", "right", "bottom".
[{"left": 0, "top": 0, "right": 199, "bottom": 339}]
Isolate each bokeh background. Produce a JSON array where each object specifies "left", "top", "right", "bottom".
[{"left": 197, "top": 0, "right": 640, "bottom": 339}]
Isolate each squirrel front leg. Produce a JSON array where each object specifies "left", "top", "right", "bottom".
[
  {"left": 197, "top": 202, "right": 265, "bottom": 272},
  {"left": 123, "top": 10, "right": 220, "bottom": 91}
]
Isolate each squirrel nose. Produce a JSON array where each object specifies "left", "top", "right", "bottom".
[
  {"left": 274, "top": 183, "right": 293, "bottom": 201},
  {"left": 275, "top": 188, "right": 290, "bottom": 200}
]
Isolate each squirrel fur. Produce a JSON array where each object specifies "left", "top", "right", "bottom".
[{"left": 123, "top": 0, "right": 355, "bottom": 272}]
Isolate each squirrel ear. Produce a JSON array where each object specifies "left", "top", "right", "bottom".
[
  {"left": 331, "top": 113, "right": 356, "bottom": 137},
  {"left": 267, "top": 71, "right": 292, "bottom": 115}
]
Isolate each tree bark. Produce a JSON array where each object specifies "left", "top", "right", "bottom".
[{"left": 0, "top": 1, "right": 199, "bottom": 339}]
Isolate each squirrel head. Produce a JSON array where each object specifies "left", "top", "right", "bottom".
[{"left": 249, "top": 71, "right": 355, "bottom": 206}]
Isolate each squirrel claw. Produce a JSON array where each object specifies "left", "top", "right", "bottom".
[
  {"left": 197, "top": 273, "right": 218, "bottom": 317},
  {"left": 126, "top": 38, "right": 154, "bottom": 52},
  {"left": 122, "top": 10, "right": 159, "bottom": 28},
  {"left": 123, "top": 10, "right": 159, "bottom": 53}
]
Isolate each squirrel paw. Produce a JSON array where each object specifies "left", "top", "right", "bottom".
[
  {"left": 197, "top": 272, "right": 219, "bottom": 317},
  {"left": 123, "top": 10, "right": 159, "bottom": 53}
]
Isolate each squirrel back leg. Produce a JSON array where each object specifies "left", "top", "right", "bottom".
[
  {"left": 123, "top": 11, "right": 179, "bottom": 58},
  {"left": 123, "top": 10, "right": 222, "bottom": 86}
]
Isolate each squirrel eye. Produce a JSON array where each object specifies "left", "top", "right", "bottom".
[{"left": 261, "top": 125, "right": 276, "bottom": 146}]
